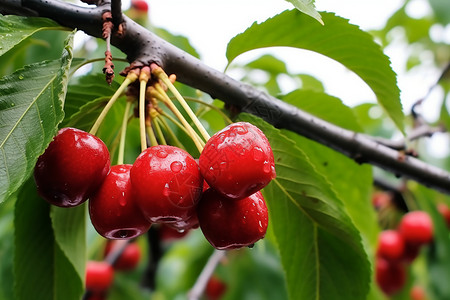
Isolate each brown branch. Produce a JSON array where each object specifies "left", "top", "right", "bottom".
[{"left": 3, "top": 0, "right": 450, "bottom": 194}]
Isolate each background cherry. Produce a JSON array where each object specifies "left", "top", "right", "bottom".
[
  {"left": 197, "top": 189, "right": 268, "bottom": 250},
  {"left": 104, "top": 241, "right": 141, "bottom": 271},
  {"left": 376, "top": 230, "right": 405, "bottom": 261},
  {"left": 205, "top": 275, "right": 227, "bottom": 300},
  {"left": 398, "top": 211, "right": 434, "bottom": 246},
  {"left": 89, "top": 164, "right": 151, "bottom": 239},
  {"left": 85, "top": 261, "right": 114, "bottom": 292},
  {"left": 199, "top": 122, "right": 276, "bottom": 200},
  {"left": 34, "top": 127, "right": 110, "bottom": 207},
  {"left": 130, "top": 145, "right": 203, "bottom": 224},
  {"left": 375, "top": 257, "right": 406, "bottom": 296}
]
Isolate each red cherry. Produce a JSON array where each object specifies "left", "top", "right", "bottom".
[
  {"left": 85, "top": 261, "right": 114, "bottom": 292},
  {"left": 131, "top": 0, "right": 148, "bottom": 12},
  {"left": 398, "top": 211, "right": 433, "bottom": 246},
  {"left": 402, "top": 242, "right": 421, "bottom": 263},
  {"left": 34, "top": 127, "right": 110, "bottom": 207},
  {"left": 197, "top": 189, "right": 268, "bottom": 250},
  {"left": 376, "top": 230, "right": 405, "bottom": 261},
  {"left": 130, "top": 145, "right": 203, "bottom": 223},
  {"left": 437, "top": 203, "right": 450, "bottom": 228},
  {"left": 199, "top": 122, "right": 275, "bottom": 200},
  {"left": 104, "top": 241, "right": 141, "bottom": 271},
  {"left": 375, "top": 257, "right": 406, "bottom": 296},
  {"left": 159, "top": 224, "right": 190, "bottom": 241},
  {"left": 205, "top": 275, "right": 227, "bottom": 300},
  {"left": 89, "top": 164, "right": 151, "bottom": 239},
  {"left": 410, "top": 285, "right": 426, "bottom": 300},
  {"left": 371, "top": 191, "right": 392, "bottom": 209}
]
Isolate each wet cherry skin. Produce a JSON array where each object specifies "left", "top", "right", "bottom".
[
  {"left": 34, "top": 127, "right": 110, "bottom": 207},
  {"left": 130, "top": 145, "right": 203, "bottom": 223},
  {"left": 199, "top": 122, "right": 276, "bottom": 200},
  {"left": 85, "top": 261, "right": 114, "bottom": 292},
  {"left": 89, "top": 164, "right": 151, "bottom": 239},
  {"left": 197, "top": 189, "right": 268, "bottom": 250},
  {"left": 398, "top": 211, "right": 433, "bottom": 246}
]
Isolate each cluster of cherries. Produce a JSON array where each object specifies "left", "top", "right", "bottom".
[
  {"left": 33, "top": 121, "right": 275, "bottom": 250},
  {"left": 375, "top": 210, "right": 434, "bottom": 296}
]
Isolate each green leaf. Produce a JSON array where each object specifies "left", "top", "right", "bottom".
[
  {"left": 14, "top": 179, "right": 84, "bottom": 300},
  {"left": 284, "top": 0, "right": 323, "bottom": 25},
  {"left": 51, "top": 205, "right": 86, "bottom": 284},
  {"left": 0, "top": 15, "right": 66, "bottom": 57},
  {"left": 227, "top": 10, "right": 404, "bottom": 133},
  {"left": 429, "top": 0, "right": 450, "bottom": 24},
  {"left": 0, "top": 32, "right": 74, "bottom": 203},
  {"left": 239, "top": 114, "right": 370, "bottom": 300},
  {"left": 280, "top": 90, "right": 378, "bottom": 248}
]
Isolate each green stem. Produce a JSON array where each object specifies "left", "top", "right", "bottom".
[
  {"left": 146, "top": 121, "right": 159, "bottom": 147},
  {"left": 155, "top": 70, "right": 211, "bottom": 142},
  {"left": 139, "top": 79, "right": 148, "bottom": 152},
  {"left": 90, "top": 72, "right": 137, "bottom": 136},
  {"left": 157, "top": 115, "right": 185, "bottom": 150},
  {"left": 155, "top": 85, "right": 204, "bottom": 152},
  {"left": 153, "top": 117, "right": 167, "bottom": 145},
  {"left": 182, "top": 96, "right": 233, "bottom": 125},
  {"left": 117, "top": 100, "right": 132, "bottom": 165}
]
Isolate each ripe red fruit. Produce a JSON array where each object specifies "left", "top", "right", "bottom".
[
  {"left": 197, "top": 189, "right": 268, "bottom": 250},
  {"left": 376, "top": 230, "right": 405, "bottom": 261},
  {"left": 131, "top": 0, "right": 148, "bottom": 12},
  {"left": 205, "top": 275, "right": 227, "bottom": 300},
  {"left": 399, "top": 211, "right": 433, "bottom": 246},
  {"left": 89, "top": 164, "right": 151, "bottom": 239},
  {"left": 410, "top": 285, "right": 426, "bottom": 300},
  {"left": 402, "top": 242, "right": 421, "bottom": 263},
  {"left": 34, "top": 127, "right": 110, "bottom": 207},
  {"left": 104, "top": 241, "right": 141, "bottom": 271},
  {"left": 437, "top": 203, "right": 450, "bottom": 228},
  {"left": 199, "top": 122, "right": 276, "bottom": 200},
  {"left": 85, "top": 261, "right": 114, "bottom": 292},
  {"left": 130, "top": 145, "right": 203, "bottom": 223},
  {"left": 375, "top": 257, "right": 406, "bottom": 296}
]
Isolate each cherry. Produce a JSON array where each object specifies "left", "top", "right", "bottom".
[
  {"left": 398, "top": 211, "right": 433, "bottom": 246},
  {"left": 85, "top": 261, "right": 114, "bottom": 292},
  {"left": 199, "top": 122, "right": 275, "bottom": 200},
  {"left": 376, "top": 230, "right": 405, "bottom": 261},
  {"left": 89, "top": 164, "right": 151, "bottom": 239},
  {"left": 371, "top": 191, "right": 392, "bottom": 210},
  {"left": 402, "top": 242, "right": 421, "bottom": 263},
  {"left": 375, "top": 257, "right": 406, "bottom": 296},
  {"left": 410, "top": 285, "right": 426, "bottom": 300},
  {"left": 159, "top": 224, "right": 190, "bottom": 241},
  {"left": 205, "top": 275, "right": 227, "bottom": 300},
  {"left": 130, "top": 145, "right": 203, "bottom": 223},
  {"left": 34, "top": 127, "right": 110, "bottom": 207},
  {"left": 131, "top": 0, "right": 148, "bottom": 12},
  {"left": 197, "top": 189, "right": 268, "bottom": 250},
  {"left": 437, "top": 203, "right": 450, "bottom": 228},
  {"left": 104, "top": 241, "right": 141, "bottom": 271}
]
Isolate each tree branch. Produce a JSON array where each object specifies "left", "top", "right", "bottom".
[{"left": 3, "top": 0, "right": 450, "bottom": 194}]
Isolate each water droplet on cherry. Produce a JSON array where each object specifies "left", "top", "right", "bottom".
[
  {"left": 163, "top": 183, "right": 170, "bottom": 196},
  {"left": 157, "top": 150, "right": 168, "bottom": 158},
  {"left": 170, "top": 161, "right": 183, "bottom": 173},
  {"left": 252, "top": 147, "right": 264, "bottom": 161}
]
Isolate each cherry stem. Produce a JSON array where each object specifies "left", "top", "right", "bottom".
[
  {"left": 160, "top": 111, "right": 204, "bottom": 148},
  {"left": 176, "top": 96, "right": 233, "bottom": 125},
  {"left": 139, "top": 66, "right": 151, "bottom": 152},
  {"left": 156, "top": 114, "right": 186, "bottom": 150},
  {"left": 117, "top": 100, "right": 132, "bottom": 165},
  {"left": 153, "top": 84, "right": 205, "bottom": 152},
  {"left": 153, "top": 117, "right": 167, "bottom": 145},
  {"left": 89, "top": 71, "right": 138, "bottom": 136},
  {"left": 146, "top": 123, "right": 158, "bottom": 147},
  {"left": 188, "top": 249, "right": 226, "bottom": 300},
  {"left": 152, "top": 65, "right": 211, "bottom": 142}
]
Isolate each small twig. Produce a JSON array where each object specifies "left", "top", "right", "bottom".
[
  {"left": 141, "top": 227, "right": 163, "bottom": 290},
  {"left": 188, "top": 249, "right": 226, "bottom": 300},
  {"left": 102, "top": 11, "right": 115, "bottom": 84}
]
